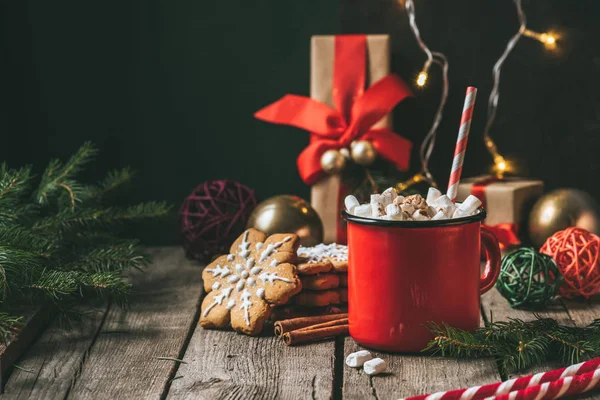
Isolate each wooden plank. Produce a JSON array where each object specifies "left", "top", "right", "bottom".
[
  {"left": 66, "top": 247, "right": 204, "bottom": 399},
  {"left": 561, "top": 295, "right": 600, "bottom": 326},
  {"left": 2, "top": 306, "right": 108, "bottom": 400},
  {"left": 0, "top": 307, "right": 52, "bottom": 393},
  {"left": 341, "top": 337, "right": 500, "bottom": 399},
  {"left": 167, "top": 328, "right": 336, "bottom": 399}
]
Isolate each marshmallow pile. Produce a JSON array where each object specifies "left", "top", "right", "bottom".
[{"left": 345, "top": 187, "right": 482, "bottom": 222}]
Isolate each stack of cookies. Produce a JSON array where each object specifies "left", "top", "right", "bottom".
[{"left": 293, "top": 243, "right": 348, "bottom": 308}]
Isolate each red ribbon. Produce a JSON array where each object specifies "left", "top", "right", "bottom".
[
  {"left": 472, "top": 177, "right": 521, "bottom": 250},
  {"left": 254, "top": 35, "right": 413, "bottom": 185}
]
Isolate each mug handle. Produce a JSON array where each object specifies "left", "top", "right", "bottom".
[{"left": 479, "top": 226, "right": 502, "bottom": 294}]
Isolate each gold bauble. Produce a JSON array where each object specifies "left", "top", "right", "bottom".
[
  {"left": 350, "top": 140, "right": 377, "bottom": 166},
  {"left": 320, "top": 149, "right": 346, "bottom": 174},
  {"left": 528, "top": 189, "right": 600, "bottom": 247},
  {"left": 246, "top": 195, "right": 323, "bottom": 246}
]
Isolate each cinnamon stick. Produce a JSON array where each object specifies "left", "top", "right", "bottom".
[
  {"left": 274, "top": 313, "right": 348, "bottom": 337},
  {"left": 283, "top": 324, "right": 349, "bottom": 346},
  {"left": 297, "top": 318, "right": 348, "bottom": 332}
]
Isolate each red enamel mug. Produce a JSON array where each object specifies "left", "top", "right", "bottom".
[{"left": 342, "top": 208, "right": 501, "bottom": 352}]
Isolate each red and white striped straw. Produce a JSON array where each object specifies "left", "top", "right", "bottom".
[
  {"left": 446, "top": 86, "right": 477, "bottom": 202},
  {"left": 400, "top": 357, "right": 600, "bottom": 400}
]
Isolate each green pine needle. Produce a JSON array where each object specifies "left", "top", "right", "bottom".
[
  {"left": 0, "top": 142, "right": 168, "bottom": 342},
  {"left": 424, "top": 317, "right": 600, "bottom": 375}
]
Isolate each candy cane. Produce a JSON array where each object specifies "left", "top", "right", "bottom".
[
  {"left": 400, "top": 358, "right": 600, "bottom": 400},
  {"left": 447, "top": 86, "right": 477, "bottom": 202}
]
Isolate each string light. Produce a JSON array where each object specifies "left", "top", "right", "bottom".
[
  {"left": 397, "top": 0, "right": 449, "bottom": 190},
  {"left": 483, "top": 0, "right": 558, "bottom": 178}
]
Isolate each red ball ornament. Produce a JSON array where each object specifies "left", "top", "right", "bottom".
[
  {"left": 179, "top": 180, "right": 256, "bottom": 262},
  {"left": 540, "top": 227, "right": 600, "bottom": 299}
]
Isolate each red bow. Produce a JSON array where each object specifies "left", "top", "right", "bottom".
[{"left": 254, "top": 35, "right": 413, "bottom": 185}]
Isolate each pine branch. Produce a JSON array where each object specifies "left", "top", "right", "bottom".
[
  {"left": 0, "top": 164, "right": 32, "bottom": 208},
  {"left": 31, "top": 201, "right": 170, "bottom": 234},
  {"left": 96, "top": 168, "right": 134, "bottom": 196},
  {"left": 0, "top": 312, "right": 25, "bottom": 343},
  {"left": 35, "top": 142, "right": 98, "bottom": 206},
  {"left": 63, "top": 244, "right": 150, "bottom": 273},
  {"left": 424, "top": 317, "right": 600, "bottom": 374},
  {"left": 0, "top": 226, "right": 56, "bottom": 257}
]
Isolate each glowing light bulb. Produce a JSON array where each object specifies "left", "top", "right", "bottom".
[
  {"left": 416, "top": 71, "right": 428, "bottom": 87},
  {"left": 497, "top": 161, "right": 506, "bottom": 172}
]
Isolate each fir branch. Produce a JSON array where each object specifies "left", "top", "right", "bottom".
[
  {"left": 0, "top": 312, "right": 25, "bottom": 343},
  {"left": 96, "top": 168, "right": 134, "bottom": 196},
  {"left": 0, "top": 226, "right": 56, "bottom": 257},
  {"left": 78, "top": 272, "right": 131, "bottom": 307},
  {"left": 0, "top": 164, "right": 32, "bottom": 207},
  {"left": 35, "top": 142, "right": 98, "bottom": 206},
  {"left": 425, "top": 317, "right": 600, "bottom": 374},
  {"left": 64, "top": 244, "right": 150, "bottom": 273},
  {"left": 31, "top": 201, "right": 170, "bottom": 234}
]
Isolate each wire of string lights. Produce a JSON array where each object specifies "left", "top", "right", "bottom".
[
  {"left": 396, "top": 0, "right": 448, "bottom": 191},
  {"left": 397, "top": 0, "right": 558, "bottom": 189},
  {"left": 483, "top": 0, "right": 557, "bottom": 177}
]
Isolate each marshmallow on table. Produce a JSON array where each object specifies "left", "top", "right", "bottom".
[
  {"left": 426, "top": 187, "right": 442, "bottom": 205},
  {"left": 345, "top": 350, "right": 373, "bottom": 368},
  {"left": 385, "top": 203, "right": 401, "bottom": 219},
  {"left": 370, "top": 194, "right": 386, "bottom": 217},
  {"left": 364, "top": 358, "right": 387, "bottom": 375},
  {"left": 344, "top": 195, "right": 360, "bottom": 213},
  {"left": 393, "top": 195, "right": 405, "bottom": 205},
  {"left": 400, "top": 203, "right": 415, "bottom": 216}
]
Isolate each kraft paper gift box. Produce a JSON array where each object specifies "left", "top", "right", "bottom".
[
  {"left": 310, "top": 35, "right": 392, "bottom": 244},
  {"left": 456, "top": 177, "right": 544, "bottom": 227}
]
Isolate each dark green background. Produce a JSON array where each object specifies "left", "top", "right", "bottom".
[{"left": 2, "top": 1, "right": 599, "bottom": 245}]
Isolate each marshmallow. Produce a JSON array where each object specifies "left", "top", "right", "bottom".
[
  {"left": 453, "top": 208, "right": 467, "bottom": 219},
  {"left": 371, "top": 202, "right": 385, "bottom": 217},
  {"left": 458, "top": 195, "right": 482, "bottom": 215},
  {"left": 426, "top": 187, "right": 443, "bottom": 205},
  {"left": 346, "top": 350, "right": 373, "bottom": 368},
  {"left": 344, "top": 195, "right": 360, "bottom": 213},
  {"left": 381, "top": 187, "right": 397, "bottom": 205},
  {"left": 426, "top": 206, "right": 436, "bottom": 217},
  {"left": 385, "top": 203, "right": 400, "bottom": 217},
  {"left": 412, "top": 209, "right": 429, "bottom": 221},
  {"left": 393, "top": 195, "right": 405, "bottom": 205},
  {"left": 353, "top": 204, "right": 372, "bottom": 218},
  {"left": 400, "top": 203, "right": 415, "bottom": 215},
  {"left": 432, "top": 210, "right": 447, "bottom": 220},
  {"left": 364, "top": 358, "right": 387, "bottom": 375},
  {"left": 431, "top": 195, "right": 457, "bottom": 218}
]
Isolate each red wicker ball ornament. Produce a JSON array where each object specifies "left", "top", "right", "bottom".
[
  {"left": 179, "top": 180, "right": 256, "bottom": 262},
  {"left": 540, "top": 227, "right": 600, "bottom": 299}
]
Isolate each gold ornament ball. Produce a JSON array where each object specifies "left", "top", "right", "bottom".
[
  {"left": 528, "top": 188, "right": 600, "bottom": 247},
  {"left": 350, "top": 140, "right": 377, "bottom": 166},
  {"left": 246, "top": 195, "right": 323, "bottom": 246},
  {"left": 320, "top": 149, "right": 346, "bottom": 174}
]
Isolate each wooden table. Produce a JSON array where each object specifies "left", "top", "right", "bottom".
[{"left": 2, "top": 247, "right": 600, "bottom": 399}]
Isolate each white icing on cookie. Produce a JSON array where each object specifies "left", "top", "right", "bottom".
[
  {"left": 206, "top": 265, "right": 231, "bottom": 278},
  {"left": 247, "top": 277, "right": 256, "bottom": 286},
  {"left": 240, "top": 289, "right": 253, "bottom": 326},
  {"left": 226, "top": 299, "right": 236, "bottom": 310},
  {"left": 212, "top": 282, "right": 221, "bottom": 290},
  {"left": 228, "top": 275, "right": 240, "bottom": 283},
  {"left": 235, "top": 264, "right": 243, "bottom": 273},
  {"left": 258, "top": 272, "right": 291, "bottom": 284},
  {"left": 241, "top": 270, "right": 249, "bottom": 279},
  {"left": 203, "top": 287, "right": 233, "bottom": 317},
  {"left": 227, "top": 254, "right": 235, "bottom": 261},
  {"left": 250, "top": 266, "right": 262, "bottom": 275},
  {"left": 297, "top": 243, "right": 348, "bottom": 263},
  {"left": 256, "top": 288, "right": 265, "bottom": 299},
  {"left": 236, "top": 280, "right": 245, "bottom": 291}
]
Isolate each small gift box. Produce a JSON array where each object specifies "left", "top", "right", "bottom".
[{"left": 457, "top": 176, "right": 544, "bottom": 248}]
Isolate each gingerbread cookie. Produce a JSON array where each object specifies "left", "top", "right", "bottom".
[
  {"left": 201, "top": 229, "right": 302, "bottom": 335},
  {"left": 293, "top": 290, "right": 340, "bottom": 307},
  {"left": 338, "top": 288, "right": 348, "bottom": 303},
  {"left": 339, "top": 274, "right": 348, "bottom": 288},
  {"left": 300, "top": 273, "right": 340, "bottom": 291},
  {"left": 297, "top": 243, "right": 348, "bottom": 275}
]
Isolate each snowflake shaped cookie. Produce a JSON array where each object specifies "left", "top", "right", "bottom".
[{"left": 200, "top": 228, "right": 302, "bottom": 335}]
